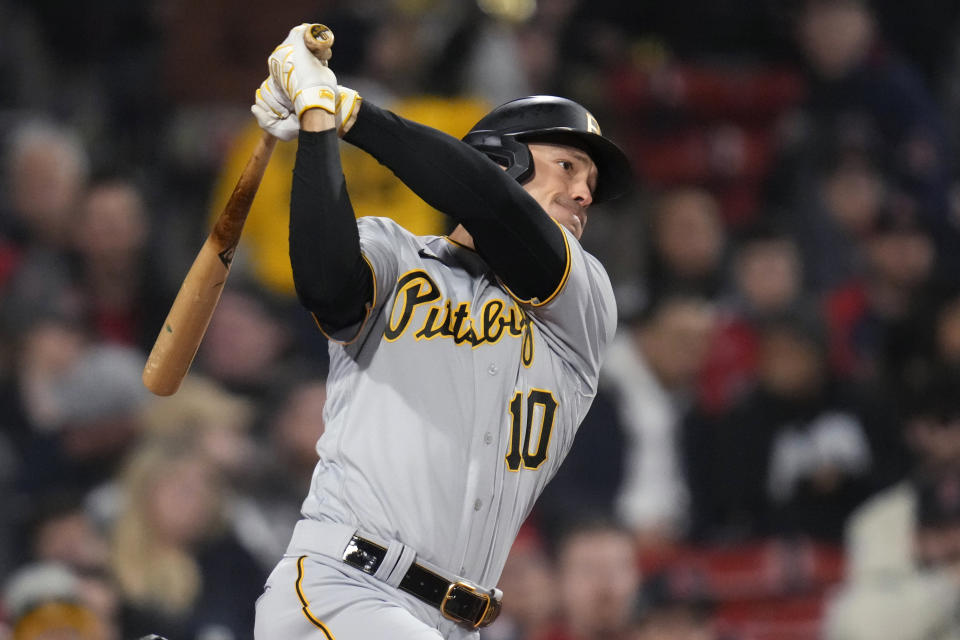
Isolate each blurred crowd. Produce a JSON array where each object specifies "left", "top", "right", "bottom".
[{"left": 3, "top": 0, "right": 960, "bottom": 639}]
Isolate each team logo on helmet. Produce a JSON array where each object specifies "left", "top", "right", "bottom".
[{"left": 586, "top": 111, "right": 601, "bottom": 135}]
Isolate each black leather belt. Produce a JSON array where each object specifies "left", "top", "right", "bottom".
[{"left": 341, "top": 535, "right": 501, "bottom": 629}]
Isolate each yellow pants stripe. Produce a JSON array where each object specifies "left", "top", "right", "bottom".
[{"left": 295, "top": 555, "right": 335, "bottom": 639}]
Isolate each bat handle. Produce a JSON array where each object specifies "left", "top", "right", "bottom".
[
  {"left": 304, "top": 23, "right": 334, "bottom": 62},
  {"left": 211, "top": 131, "right": 277, "bottom": 259}
]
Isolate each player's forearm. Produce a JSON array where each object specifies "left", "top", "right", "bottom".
[
  {"left": 290, "top": 128, "right": 372, "bottom": 328},
  {"left": 343, "top": 101, "right": 568, "bottom": 301}
]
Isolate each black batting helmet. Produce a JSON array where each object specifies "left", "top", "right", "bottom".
[{"left": 462, "top": 95, "right": 633, "bottom": 203}]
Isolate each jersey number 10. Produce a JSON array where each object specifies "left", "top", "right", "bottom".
[{"left": 505, "top": 389, "right": 558, "bottom": 471}]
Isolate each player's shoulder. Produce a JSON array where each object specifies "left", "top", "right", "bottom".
[
  {"left": 357, "top": 217, "right": 448, "bottom": 273},
  {"left": 357, "top": 216, "right": 427, "bottom": 246},
  {"left": 357, "top": 215, "right": 410, "bottom": 235},
  {"left": 579, "top": 243, "right": 609, "bottom": 277},
  {"left": 524, "top": 227, "right": 617, "bottom": 330},
  {"left": 559, "top": 226, "right": 614, "bottom": 296},
  {"left": 554, "top": 223, "right": 609, "bottom": 270}
]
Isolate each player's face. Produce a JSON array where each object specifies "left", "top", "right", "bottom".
[{"left": 524, "top": 143, "right": 598, "bottom": 240}]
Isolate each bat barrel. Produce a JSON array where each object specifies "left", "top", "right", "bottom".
[{"left": 141, "top": 133, "right": 278, "bottom": 396}]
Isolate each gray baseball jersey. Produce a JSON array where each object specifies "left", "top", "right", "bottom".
[
  {"left": 306, "top": 215, "right": 615, "bottom": 582},
  {"left": 256, "top": 215, "right": 616, "bottom": 638}
]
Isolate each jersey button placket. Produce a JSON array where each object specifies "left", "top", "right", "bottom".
[{"left": 456, "top": 297, "right": 503, "bottom": 574}]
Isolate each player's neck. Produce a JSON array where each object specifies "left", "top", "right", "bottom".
[{"left": 448, "top": 225, "right": 475, "bottom": 250}]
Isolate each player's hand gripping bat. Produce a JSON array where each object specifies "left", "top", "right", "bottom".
[{"left": 142, "top": 24, "right": 334, "bottom": 396}]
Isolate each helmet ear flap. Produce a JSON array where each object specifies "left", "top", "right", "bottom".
[
  {"left": 463, "top": 133, "right": 534, "bottom": 184},
  {"left": 463, "top": 95, "right": 633, "bottom": 202}
]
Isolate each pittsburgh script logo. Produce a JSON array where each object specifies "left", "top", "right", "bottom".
[{"left": 385, "top": 270, "right": 534, "bottom": 366}]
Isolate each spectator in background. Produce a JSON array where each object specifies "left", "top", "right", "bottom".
[
  {"left": 824, "top": 206, "right": 938, "bottom": 382},
  {"left": 0, "top": 317, "right": 85, "bottom": 460},
  {"left": 72, "top": 175, "right": 171, "bottom": 353},
  {"left": 237, "top": 373, "right": 329, "bottom": 569},
  {"left": 538, "top": 517, "right": 642, "bottom": 640},
  {"left": 629, "top": 575, "right": 716, "bottom": 640},
  {"left": 0, "top": 120, "right": 87, "bottom": 252},
  {"left": 1, "top": 563, "right": 110, "bottom": 640},
  {"left": 109, "top": 435, "right": 264, "bottom": 640},
  {"left": 14, "top": 0, "right": 163, "bottom": 167},
  {"left": 644, "top": 188, "right": 727, "bottom": 303},
  {"left": 431, "top": 0, "right": 577, "bottom": 103},
  {"left": 8, "top": 316, "right": 148, "bottom": 493},
  {"left": 687, "top": 311, "right": 875, "bottom": 543},
  {"left": 778, "top": 148, "right": 885, "bottom": 294},
  {"left": 856, "top": 287, "right": 960, "bottom": 482},
  {"left": 611, "top": 295, "right": 716, "bottom": 548},
  {"left": 629, "top": 603, "right": 716, "bottom": 640},
  {"left": 860, "top": 286, "right": 960, "bottom": 451},
  {"left": 823, "top": 375, "right": 960, "bottom": 640},
  {"left": 26, "top": 493, "right": 110, "bottom": 580},
  {"left": 535, "top": 396, "right": 624, "bottom": 536},
  {"left": 699, "top": 223, "right": 807, "bottom": 415},
  {"left": 824, "top": 211, "right": 951, "bottom": 489},
  {"left": 936, "top": 289, "right": 960, "bottom": 356},
  {"left": 921, "top": 288, "right": 960, "bottom": 380},
  {"left": 19, "top": 493, "right": 121, "bottom": 640},
  {"left": 193, "top": 282, "right": 297, "bottom": 401},
  {"left": 800, "top": 0, "right": 952, "bottom": 217},
  {"left": 915, "top": 471, "right": 960, "bottom": 577},
  {"left": 0, "top": 120, "right": 89, "bottom": 335},
  {"left": 155, "top": 0, "right": 322, "bottom": 220},
  {"left": 727, "top": 225, "right": 805, "bottom": 321},
  {"left": 136, "top": 375, "right": 257, "bottom": 483},
  {"left": 481, "top": 524, "right": 557, "bottom": 640},
  {"left": 544, "top": 294, "right": 714, "bottom": 550},
  {"left": 540, "top": 294, "right": 715, "bottom": 548},
  {"left": 133, "top": 375, "right": 292, "bottom": 569},
  {"left": 772, "top": 0, "right": 957, "bottom": 278}
]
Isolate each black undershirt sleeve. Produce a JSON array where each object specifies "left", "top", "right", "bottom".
[
  {"left": 343, "top": 101, "right": 568, "bottom": 302},
  {"left": 289, "top": 129, "right": 372, "bottom": 330}
]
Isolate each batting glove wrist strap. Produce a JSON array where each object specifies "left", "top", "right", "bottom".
[{"left": 293, "top": 86, "right": 336, "bottom": 118}]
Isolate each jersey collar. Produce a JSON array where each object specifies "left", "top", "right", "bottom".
[{"left": 419, "top": 235, "right": 490, "bottom": 277}]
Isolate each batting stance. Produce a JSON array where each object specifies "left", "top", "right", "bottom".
[{"left": 251, "top": 24, "right": 632, "bottom": 639}]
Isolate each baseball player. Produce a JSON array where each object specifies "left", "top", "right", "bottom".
[{"left": 250, "top": 24, "right": 632, "bottom": 639}]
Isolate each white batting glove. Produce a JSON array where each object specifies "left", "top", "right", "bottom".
[
  {"left": 251, "top": 76, "right": 299, "bottom": 141},
  {"left": 268, "top": 23, "right": 337, "bottom": 118},
  {"left": 251, "top": 81, "right": 361, "bottom": 139}
]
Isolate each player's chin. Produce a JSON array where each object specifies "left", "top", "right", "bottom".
[{"left": 553, "top": 211, "right": 583, "bottom": 239}]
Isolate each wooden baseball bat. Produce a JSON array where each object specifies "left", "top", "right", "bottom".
[{"left": 142, "top": 24, "right": 334, "bottom": 396}]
